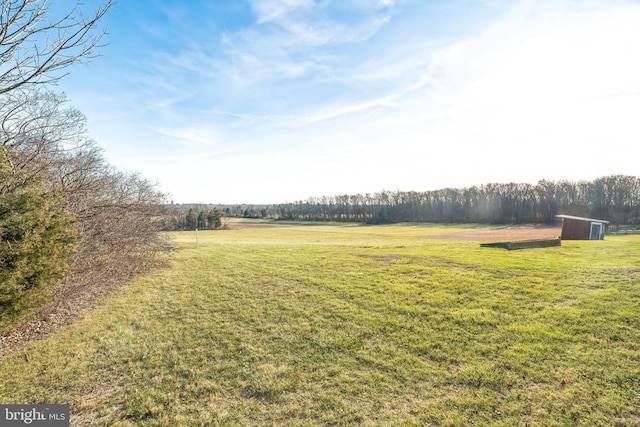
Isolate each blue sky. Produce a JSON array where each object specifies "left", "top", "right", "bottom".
[{"left": 59, "top": 0, "right": 640, "bottom": 204}]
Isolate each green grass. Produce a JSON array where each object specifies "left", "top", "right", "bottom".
[{"left": 1, "top": 220, "right": 639, "bottom": 426}]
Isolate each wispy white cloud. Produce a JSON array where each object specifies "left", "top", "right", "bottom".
[
  {"left": 249, "top": 0, "right": 314, "bottom": 24},
  {"left": 210, "top": 110, "right": 256, "bottom": 121},
  {"left": 154, "top": 127, "right": 220, "bottom": 146},
  {"left": 213, "top": 0, "right": 396, "bottom": 90},
  {"left": 304, "top": 94, "right": 399, "bottom": 123},
  {"left": 423, "top": 0, "right": 640, "bottom": 123}
]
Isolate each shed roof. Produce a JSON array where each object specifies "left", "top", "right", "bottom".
[{"left": 555, "top": 214, "right": 609, "bottom": 224}]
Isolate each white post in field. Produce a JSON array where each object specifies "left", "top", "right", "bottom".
[{"left": 196, "top": 228, "right": 199, "bottom": 248}]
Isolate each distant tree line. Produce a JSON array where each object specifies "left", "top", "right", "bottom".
[
  {"left": 1, "top": 1, "right": 169, "bottom": 331},
  {"left": 275, "top": 176, "right": 640, "bottom": 226},
  {"left": 166, "top": 204, "right": 279, "bottom": 230}
]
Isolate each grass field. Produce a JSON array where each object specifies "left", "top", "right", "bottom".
[{"left": 1, "top": 220, "right": 639, "bottom": 426}]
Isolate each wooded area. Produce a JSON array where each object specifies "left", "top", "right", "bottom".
[
  {"left": 0, "top": 0, "right": 168, "bottom": 331},
  {"left": 171, "top": 176, "right": 640, "bottom": 229},
  {"left": 275, "top": 176, "right": 640, "bottom": 226}
]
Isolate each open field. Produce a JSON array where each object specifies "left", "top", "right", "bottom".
[{"left": 1, "top": 220, "right": 639, "bottom": 426}]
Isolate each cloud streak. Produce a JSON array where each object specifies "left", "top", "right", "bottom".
[{"left": 249, "top": 0, "right": 314, "bottom": 24}]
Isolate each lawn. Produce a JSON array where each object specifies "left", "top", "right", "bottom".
[{"left": 1, "top": 220, "right": 639, "bottom": 426}]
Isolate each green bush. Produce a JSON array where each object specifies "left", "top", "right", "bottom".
[{"left": 0, "top": 151, "right": 79, "bottom": 327}]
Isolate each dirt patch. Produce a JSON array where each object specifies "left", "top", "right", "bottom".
[{"left": 425, "top": 225, "right": 562, "bottom": 242}]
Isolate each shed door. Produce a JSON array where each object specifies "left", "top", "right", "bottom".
[{"left": 589, "top": 222, "right": 602, "bottom": 240}]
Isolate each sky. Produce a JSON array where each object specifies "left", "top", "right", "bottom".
[{"left": 58, "top": 0, "right": 640, "bottom": 204}]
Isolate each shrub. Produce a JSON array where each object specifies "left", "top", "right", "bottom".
[{"left": 0, "top": 150, "right": 79, "bottom": 324}]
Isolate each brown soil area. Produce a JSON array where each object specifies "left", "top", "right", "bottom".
[{"left": 426, "top": 225, "right": 562, "bottom": 241}]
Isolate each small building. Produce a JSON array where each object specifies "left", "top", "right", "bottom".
[{"left": 556, "top": 215, "right": 609, "bottom": 240}]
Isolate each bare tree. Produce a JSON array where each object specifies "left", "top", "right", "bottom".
[
  {"left": 1, "top": 89, "right": 89, "bottom": 174},
  {"left": 0, "top": 0, "right": 112, "bottom": 95}
]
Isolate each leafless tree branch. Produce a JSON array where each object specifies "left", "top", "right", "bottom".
[{"left": 0, "top": 0, "right": 112, "bottom": 95}]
